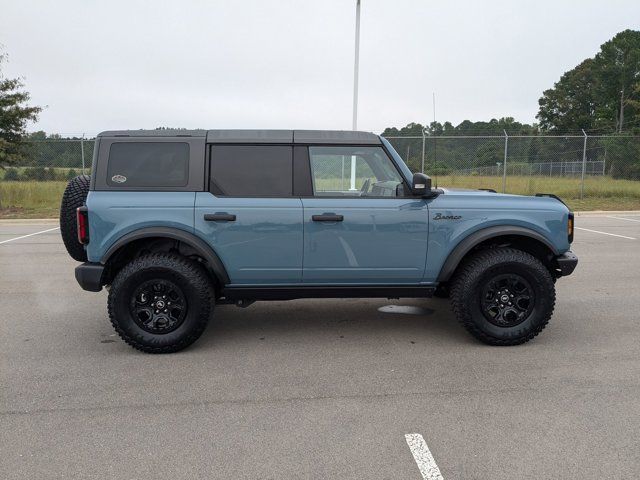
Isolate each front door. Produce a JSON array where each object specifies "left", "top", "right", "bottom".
[
  {"left": 302, "top": 145, "right": 429, "bottom": 284},
  {"left": 195, "top": 144, "right": 303, "bottom": 285}
]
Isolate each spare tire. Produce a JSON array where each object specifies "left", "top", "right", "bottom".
[{"left": 60, "top": 175, "right": 90, "bottom": 262}]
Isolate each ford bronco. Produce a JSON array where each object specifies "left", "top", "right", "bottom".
[{"left": 59, "top": 129, "right": 577, "bottom": 353}]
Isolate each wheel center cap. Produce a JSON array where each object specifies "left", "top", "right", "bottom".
[
  {"left": 500, "top": 294, "right": 510, "bottom": 303},
  {"left": 156, "top": 300, "right": 165, "bottom": 309}
]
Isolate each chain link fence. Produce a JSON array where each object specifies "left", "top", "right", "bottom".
[
  {"left": 1, "top": 134, "right": 639, "bottom": 205},
  {"left": 384, "top": 134, "right": 640, "bottom": 202},
  {"left": 0, "top": 138, "right": 94, "bottom": 182}
]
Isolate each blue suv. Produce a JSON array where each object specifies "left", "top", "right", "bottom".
[{"left": 59, "top": 129, "right": 577, "bottom": 353}]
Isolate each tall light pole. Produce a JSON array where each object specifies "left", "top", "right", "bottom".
[
  {"left": 352, "top": 0, "right": 361, "bottom": 130},
  {"left": 349, "top": 0, "right": 361, "bottom": 190}
]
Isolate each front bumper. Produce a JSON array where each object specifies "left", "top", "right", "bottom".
[
  {"left": 555, "top": 251, "right": 578, "bottom": 277},
  {"left": 75, "top": 262, "right": 105, "bottom": 292}
]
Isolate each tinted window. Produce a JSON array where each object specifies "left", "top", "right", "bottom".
[
  {"left": 210, "top": 145, "right": 292, "bottom": 197},
  {"left": 309, "top": 146, "right": 403, "bottom": 197},
  {"left": 107, "top": 142, "right": 189, "bottom": 187}
]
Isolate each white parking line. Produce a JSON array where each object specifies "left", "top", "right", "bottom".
[
  {"left": 0, "top": 226, "right": 60, "bottom": 245},
  {"left": 607, "top": 216, "right": 640, "bottom": 223},
  {"left": 405, "top": 433, "right": 444, "bottom": 480},
  {"left": 575, "top": 227, "right": 636, "bottom": 240}
]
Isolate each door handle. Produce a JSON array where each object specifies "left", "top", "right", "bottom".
[
  {"left": 204, "top": 213, "right": 236, "bottom": 222},
  {"left": 312, "top": 214, "right": 344, "bottom": 222}
]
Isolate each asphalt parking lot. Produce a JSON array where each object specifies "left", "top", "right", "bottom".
[{"left": 1, "top": 215, "right": 639, "bottom": 480}]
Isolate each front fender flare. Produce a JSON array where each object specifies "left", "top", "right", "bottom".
[
  {"left": 436, "top": 225, "right": 559, "bottom": 282},
  {"left": 101, "top": 227, "right": 230, "bottom": 285}
]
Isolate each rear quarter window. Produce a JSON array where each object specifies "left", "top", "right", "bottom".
[
  {"left": 209, "top": 145, "right": 293, "bottom": 197},
  {"left": 106, "top": 142, "right": 189, "bottom": 187}
]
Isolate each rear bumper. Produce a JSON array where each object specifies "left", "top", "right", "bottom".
[
  {"left": 75, "top": 262, "right": 105, "bottom": 292},
  {"left": 555, "top": 251, "right": 578, "bottom": 277}
]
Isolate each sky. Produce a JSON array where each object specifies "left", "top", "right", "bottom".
[{"left": 1, "top": 0, "right": 639, "bottom": 136}]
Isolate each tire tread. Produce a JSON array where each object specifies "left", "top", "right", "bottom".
[
  {"left": 107, "top": 253, "right": 213, "bottom": 353},
  {"left": 450, "top": 247, "right": 555, "bottom": 346},
  {"left": 59, "top": 175, "right": 90, "bottom": 262}
]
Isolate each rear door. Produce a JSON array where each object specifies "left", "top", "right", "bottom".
[
  {"left": 301, "top": 145, "right": 429, "bottom": 284},
  {"left": 194, "top": 144, "right": 303, "bottom": 285}
]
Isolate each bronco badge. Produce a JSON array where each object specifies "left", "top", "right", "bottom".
[
  {"left": 111, "top": 174, "right": 127, "bottom": 184},
  {"left": 433, "top": 213, "right": 462, "bottom": 220}
]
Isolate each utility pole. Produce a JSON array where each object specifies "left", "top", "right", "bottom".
[
  {"left": 432, "top": 92, "right": 436, "bottom": 124},
  {"left": 619, "top": 88, "right": 624, "bottom": 133},
  {"left": 502, "top": 130, "right": 508, "bottom": 193},
  {"left": 580, "top": 129, "right": 588, "bottom": 199},
  {"left": 421, "top": 129, "right": 426, "bottom": 173},
  {"left": 349, "top": 0, "right": 361, "bottom": 190},
  {"left": 352, "top": 0, "right": 361, "bottom": 131},
  {"left": 432, "top": 93, "right": 437, "bottom": 181},
  {"left": 80, "top": 134, "right": 86, "bottom": 174}
]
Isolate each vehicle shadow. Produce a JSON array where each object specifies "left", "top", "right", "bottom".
[{"left": 196, "top": 297, "right": 472, "bottom": 348}]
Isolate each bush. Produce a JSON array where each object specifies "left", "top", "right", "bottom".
[
  {"left": 19, "top": 167, "right": 62, "bottom": 181},
  {"left": 22, "top": 167, "right": 46, "bottom": 181},
  {"left": 66, "top": 168, "right": 77, "bottom": 180},
  {"left": 43, "top": 168, "right": 56, "bottom": 181},
  {"left": 3, "top": 168, "right": 20, "bottom": 181}
]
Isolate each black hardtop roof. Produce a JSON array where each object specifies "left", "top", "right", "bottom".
[{"left": 97, "top": 129, "right": 381, "bottom": 144}]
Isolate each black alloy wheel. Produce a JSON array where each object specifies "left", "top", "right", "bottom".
[
  {"left": 480, "top": 274, "right": 535, "bottom": 328},
  {"left": 130, "top": 279, "right": 188, "bottom": 334}
]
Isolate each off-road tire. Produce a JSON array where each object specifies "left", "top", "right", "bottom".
[
  {"left": 59, "top": 175, "right": 90, "bottom": 261},
  {"left": 450, "top": 248, "right": 555, "bottom": 346},
  {"left": 108, "top": 253, "right": 214, "bottom": 353}
]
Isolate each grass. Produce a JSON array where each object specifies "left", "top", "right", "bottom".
[
  {"left": 437, "top": 175, "right": 640, "bottom": 211},
  {"left": 1, "top": 175, "right": 640, "bottom": 218},
  {"left": 0, "top": 181, "right": 67, "bottom": 218}
]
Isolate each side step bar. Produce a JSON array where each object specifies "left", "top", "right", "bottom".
[{"left": 221, "top": 285, "right": 436, "bottom": 302}]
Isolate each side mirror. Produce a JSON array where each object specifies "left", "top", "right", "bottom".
[{"left": 411, "top": 172, "right": 432, "bottom": 196}]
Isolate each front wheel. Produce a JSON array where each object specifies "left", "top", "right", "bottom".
[
  {"left": 450, "top": 248, "right": 555, "bottom": 346},
  {"left": 108, "top": 253, "right": 214, "bottom": 353}
]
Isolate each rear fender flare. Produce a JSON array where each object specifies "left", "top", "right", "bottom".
[{"left": 101, "top": 227, "right": 230, "bottom": 285}]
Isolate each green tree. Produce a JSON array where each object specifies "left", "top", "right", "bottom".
[
  {"left": 0, "top": 52, "right": 42, "bottom": 169},
  {"left": 595, "top": 30, "right": 640, "bottom": 132},
  {"left": 537, "top": 30, "right": 640, "bottom": 133},
  {"left": 602, "top": 134, "right": 640, "bottom": 179},
  {"left": 537, "top": 59, "right": 598, "bottom": 132}
]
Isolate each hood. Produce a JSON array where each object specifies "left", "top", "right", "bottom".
[
  {"left": 439, "top": 187, "right": 515, "bottom": 196},
  {"left": 436, "top": 187, "right": 570, "bottom": 213}
]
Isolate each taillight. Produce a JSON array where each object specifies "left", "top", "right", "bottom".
[
  {"left": 567, "top": 212, "right": 574, "bottom": 243},
  {"left": 77, "top": 206, "right": 89, "bottom": 244}
]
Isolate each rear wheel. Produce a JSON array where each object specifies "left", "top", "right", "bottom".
[
  {"left": 108, "top": 253, "right": 214, "bottom": 353},
  {"left": 450, "top": 248, "right": 555, "bottom": 346}
]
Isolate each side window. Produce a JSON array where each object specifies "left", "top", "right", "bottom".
[
  {"left": 308, "top": 146, "right": 404, "bottom": 197},
  {"left": 107, "top": 142, "right": 189, "bottom": 187},
  {"left": 210, "top": 145, "right": 292, "bottom": 197}
]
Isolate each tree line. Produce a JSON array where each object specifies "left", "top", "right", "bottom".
[{"left": 381, "top": 30, "right": 640, "bottom": 179}]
